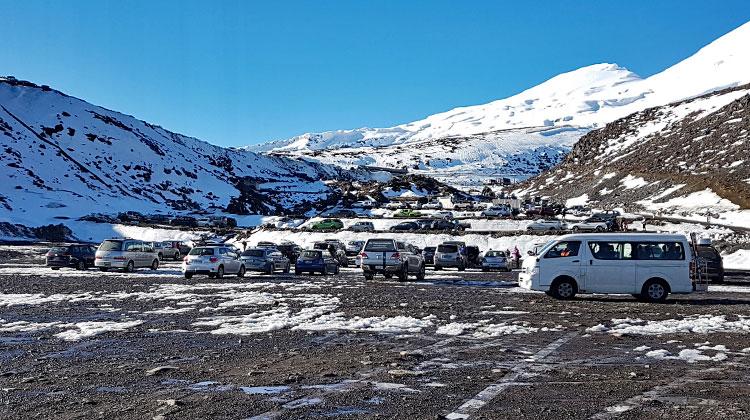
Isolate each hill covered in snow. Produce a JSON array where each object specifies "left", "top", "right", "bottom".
[
  {"left": 0, "top": 77, "right": 370, "bottom": 228},
  {"left": 249, "top": 21, "right": 750, "bottom": 187}
]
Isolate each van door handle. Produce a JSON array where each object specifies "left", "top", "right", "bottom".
[
  {"left": 571, "top": 260, "right": 580, "bottom": 263},
  {"left": 589, "top": 260, "right": 593, "bottom": 265}
]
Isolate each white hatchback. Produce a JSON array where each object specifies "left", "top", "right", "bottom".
[{"left": 182, "top": 245, "right": 245, "bottom": 279}]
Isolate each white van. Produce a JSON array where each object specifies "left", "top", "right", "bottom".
[{"left": 518, "top": 234, "right": 697, "bottom": 302}]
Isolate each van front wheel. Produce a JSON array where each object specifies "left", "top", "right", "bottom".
[
  {"left": 550, "top": 277, "right": 577, "bottom": 300},
  {"left": 641, "top": 279, "right": 669, "bottom": 303}
]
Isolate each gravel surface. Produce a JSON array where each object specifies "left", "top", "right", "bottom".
[{"left": 2, "top": 251, "right": 750, "bottom": 419}]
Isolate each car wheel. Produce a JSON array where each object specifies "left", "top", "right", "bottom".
[
  {"left": 364, "top": 272, "right": 374, "bottom": 280},
  {"left": 99, "top": 267, "right": 109, "bottom": 272},
  {"left": 125, "top": 261, "right": 134, "bottom": 273},
  {"left": 434, "top": 265, "right": 441, "bottom": 271},
  {"left": 482, "top": 267, "right": 488, "bottom": 272},
  {"left": 572, "top": 226, "right": 580, "bottom": 233},
  {"left": 458, "top": 262, "right": 466, "bottom": 271},
  {"left": 151, "top": 259, "right": 159, "bottom": 270},
  {"left": 550, "top": 277, "right": 577, "bottom": 300},
  {"left": 283, "top": 263, "right": 290, "bottom": 274},
  {"left": 322, "top": 266, "right": 328, "bottom": 276},
  {"left": 641, "top": 279, "right": 669, "bottom": 303},
  {"left": 237, "top": 265, "right": 246, "bottom": 278},
  {"left": 295, "top": 269, "right": 301, "bottom": 275},
  {"left": 397, "top": 265, "right": 407, "bottom": 282},
  {"left": 595, "top": 226, "right": 605, "bottom": 232},
  {"left": 51, "top": 267, "right": 60, "bottom": 271},
  {"left": 76, "top": 260, "right": 86, "bottom": 271},
  {"left": 208, "top": 273, "right": 216, "bottom": 279},
  {"left": 384, "top": 273, "right": 393, "bottom": 279},
  {"left": 334, "top": 265, "right": 340, "bottom": 275},
  {"left": 416, "top": 264, "right": 425, "bottom": 281},
  {"left": 174, "top": 252, "right": 181, "bottom": 261},
  {"left": 184, "top": 273, "right": 193, "bottom": 279},
  {"left": 158, "top": 253, "right": 163, "bottom": 261},
  {"left": 266, "top": 264, "right": 275, "bottom": 275},
  {"left": 216, "top": 265, "right": 224, "bottom": 279}
]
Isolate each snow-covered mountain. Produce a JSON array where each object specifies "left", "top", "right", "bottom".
[
  {"left": 518, "top": 83, "right": 750, "bottom": 227},
  {"left": 250, "top": 21, "right": 750, "bottom": 187},
  {"left": 0, "top": 78, "right": 366, "bottom": 228}
]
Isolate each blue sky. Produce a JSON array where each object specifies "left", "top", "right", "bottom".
[{"left": 2, "top": 1, "right": 749, "bottom": 146}]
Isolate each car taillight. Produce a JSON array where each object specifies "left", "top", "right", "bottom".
[
  {"left": 360, "top": 252, "right": 368, "bottom": 259},
  {"left": 183, "top": 256, "right": 188, "bottom": 262},
  {"left": 390, "top": 252, "right": 400, "bottom": 260},
  {"left": 209, "top": 257, "right": 219, "bottom": 263},
  {"left": 113, "top": 256, "right": 126, "bottom": 261}
]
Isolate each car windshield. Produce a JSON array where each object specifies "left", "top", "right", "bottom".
[
  {"left": 313, "top": 243, "right": 328, "bottom": 250},
  {"left": 365, "top": 240, "right": 396, "bottom": 252},
  {"left": 437, "top": 245, "right": 458, "bottom": 253},
  {"left": 242, "top": 249, "right": 265, "bottom": 257},
  {"left": 48, "top": 246, "right": 70, "bottom": 253},
  {"left": 485, "top": 251, "right": 505, "bottom": 257},
  {"left": 424, "top": 247, "right": 436, "bottom": 252},
  {"left": 99, "top": 240, "right": 123, "bottom": 251},
  {"left": 189, "top": 247, "right": 215, "bottom": 256},
  {"left": 301, "top": 250, "right": 322, "bottom": 259}
]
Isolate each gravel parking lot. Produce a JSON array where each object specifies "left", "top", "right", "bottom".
[{"left": 2, "top": 250, "right": 750, "bottom": 419}]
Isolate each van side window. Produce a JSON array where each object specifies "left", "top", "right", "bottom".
[
  {"left": 142, "top": 242, "right": 154, "bottom": 253},
  {"left": 544, "top": 241, "right": 581, "bottom": 258},
  {"left": 636, "top": 242, "right": 685, "bottom": 260},
  {"left": 589, "top": 242, "right": 633, "bottom": 260},
  {"left": 125, "top": 241, "right": 141, "bottom": 252}
]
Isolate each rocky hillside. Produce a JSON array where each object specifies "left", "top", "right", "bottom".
[
  {"left": 0, "top": 77, "right": 373, "bottom": 227},
  {"left": 250, "top": 21, "right": 750, "bottom": 188},
  {"left": 518, "top": 84, "right": 750, "bottom": 223}
]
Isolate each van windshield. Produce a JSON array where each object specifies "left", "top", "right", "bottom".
[
  {"left": 99, "top": 240, "right": 123, "bottom": 252},
  {"left": 486, "top": 251, "right": 505, "bottom": 257}
]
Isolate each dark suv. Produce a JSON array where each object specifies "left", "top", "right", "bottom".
[
  {"left": 696, "top": 245, "right": 725, "bottom": 283},
  {"left": 46, "top": 244, "right": 97, "bottom": 270}
]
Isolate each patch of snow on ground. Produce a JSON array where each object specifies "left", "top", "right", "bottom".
[{"left": 593, "top": 315, "right": 750, "bottom": 335}]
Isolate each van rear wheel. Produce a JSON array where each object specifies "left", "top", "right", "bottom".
[
  {"left": 641, "top": 279, "right": 669, "bottom": 303},
  {"left": 550, "top": 277, "right": 577, "bottom": 300}
]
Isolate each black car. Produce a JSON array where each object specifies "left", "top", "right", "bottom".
[
  {"left": 431, "top": 220, "right": 462, "bottom": 231},
  {"left": 415, "top": 219, "right": 434, "bottom": 230},
  {"left": 45, "top": 244, "right": 97, "bottom": 270},
  {"left": 390, "top": 222, "right": 419, "bottom": 232},
  {"left": 465, "top": 245, "right": 481, "bottom": 268},
  {"left": 117, "top": 211, "right": 145, "bottom": 224},
  {"left": 170, "top": 216, "right": 198, "bottom": 227},
  {"left": 696, "top": 245, "right": 725, "bottom": 283},
  {"left": 422, "top": 246, "right": 436, "bottom": 265},
  {"left": 323, "top": 209, "right": 357, "bottom": 218},
  {"left": 276, "top": 243, "right": 301, "bottom": 264}
]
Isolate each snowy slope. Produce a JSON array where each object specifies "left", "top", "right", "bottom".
[
  {"left": 250, "top": 21, "right": 750, "bottom": 186},
  {"left": 518, "top": 84, "right": 750, "bottom": 227},
  {"left": 0, "top": 78, "right": 360, "bottom": 227}
]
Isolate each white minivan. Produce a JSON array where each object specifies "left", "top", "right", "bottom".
[{"left": 519, "top": 234, "right": 698, "bottom": 302}]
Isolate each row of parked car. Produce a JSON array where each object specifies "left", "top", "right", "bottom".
[
  {"left": 45, "top": 240, "right": 192, "bottom": 271},
  {"left": 80, "top": 212, "right": 238, "bottom": 228},
  {"left": 526, "top": 211, "right": 622, "bottom": 232},
  {"left": 309, "top": 216, "right": 469, "bottom": 233}
]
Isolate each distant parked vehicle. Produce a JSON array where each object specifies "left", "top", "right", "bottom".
[
  {"left": 207, "top": 215, "right": 238, "bottom": 228},
  {"left": 414, "top": 219, "right": 435, "bottom": 230},
  {"left": 276, "top": 242, "right": 301, "bottom": 264},
  {"left": 152, "top": 241, "right": 183, "bottom": 260},
  {"left": 525, "top": 206, "right": 557, "bottom": 217},
  {"left": 390, "top": 221, "right": 420, "bottom": 232},
  {"left": 170, "top": 216, "right": 198, "bottom": 227},
  {"left": 147, "top": 214, "right": 173, "bottom": 225},
  {"left": 422, "top": 201, "right": 442, "bottom": 210},
  {"left": 385, "top": 202, "right": 402, "bottom": 210},
  {"left": 393, "top": 209, "right": 422, "bottom": 218},
  {"left": 352, "top": 200, "right": 378, "bottom": 208},
  {"left": 433, "top": 211, "right": 454, "bottom": 220},
  {"left": 350, "top": 221, "right": 375, "bottom": 232},
  {"left": 182, "top": 245, "right": 245, "bottom": 279},
  {"left": 422, "top": 246, "right": 436, "bottom": 265},
  {"left": 117, "top": 211, "right": 145, "bottom": 224},
  {"left": 465, "top": 245, "right": 482, "bottom": 267},
  {"left": 359, "top": 238, "right": 425, "bottom": 281},
  {"left": 310, "top": 219, "right": 344, "bottom": 231},
  {"left": 526, "top": 219, "right": 566, "bottom": 232},
  {"left": 430, "top": 219, "right": 464, "bottom": 232},
  {"left": 481, "top": 205, "right": 512, "bottom": 218},
  {"left": 695, "top": 239, "right": 724, "bottom": 283},
  {"left": 196, "top": 217, "right": 212, "bottom": 227},
  {"left": 345, "top": 240, "right": 365, "bottom": 257},
  {"left": 95, "top": 239, "right": 160, "bottom": 272},
  {"left": 256, "top": 241, "right": 277, "bottom": 249},
  {"left": 453, "top": 201, "right": 475, "bottom": 210},
  {"left": 570, "top": 218, "right": 609, "bottom": 233},
  {"left": 322, "top": 209, "right": 357, "bottom": 218},
  {"left": 46, "top": 244, "right": 97, "bottom": 270},
  {"left": 313, "top": 240, "right": 348, "bottom": 267},
  {"left": 566, "top": 206, "right": 592, "bottom": 217},
  {"left": 482, "top": 250, "right": 509, "bottom": 272},
  {"left": 295, "top": 249, "right": 339, "bottom": 275},
  {"left": 241, "top": 248, "right": 290, "bottom": 274},
  {"left": 434, "top": 242, "right": 467, "bottom": 271}
]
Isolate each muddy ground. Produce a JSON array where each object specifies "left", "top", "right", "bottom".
[{"left": 1, "top": 249, "right": 750, "bottom": 419}]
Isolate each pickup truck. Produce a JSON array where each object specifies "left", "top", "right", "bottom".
[{"left": 359, "top": 238, "right": 425, "bottom": 281}]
